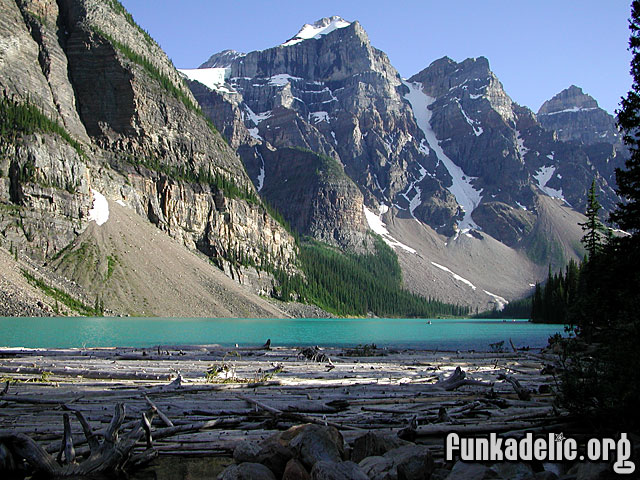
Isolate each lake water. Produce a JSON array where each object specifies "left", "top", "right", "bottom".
[{"left": 0, "top": 317, "right": 565, "bottom": 350}]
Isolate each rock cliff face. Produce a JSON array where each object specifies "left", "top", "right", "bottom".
[{"left": 0, "top": 0, "right": 297, "bottom": 310}]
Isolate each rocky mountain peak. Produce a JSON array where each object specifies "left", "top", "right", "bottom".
[
  {"left": 538, "top": 85, "right": 599, "bottom": 115},
  {"left": 537, "top": 85, "right": 621, "bottom": 147},
  {"left": 200, "top": 49, "right": 245, "bottom": 68},
  {"left": 282, "top": 16, "right": 352, "bottom": 46}
]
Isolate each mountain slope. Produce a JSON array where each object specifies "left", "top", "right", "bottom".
[
  {"left": 52, "top": 197, "right": 288, "bottom": 317},
  {"left": 0, "top": 0, "right": 298, "bottom": 316}
]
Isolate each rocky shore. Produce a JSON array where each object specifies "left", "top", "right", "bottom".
[{"left": 0, "top": 344, "right": 613, "bottom": 479}]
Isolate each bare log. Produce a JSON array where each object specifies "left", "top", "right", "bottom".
[
  {"left": 497, "top": 373, "right": 532, "bottom": 401},
  {"left": 144, "top": 394, "right": 174, "bottom": 427},
  {"left": 236, "top": 393, "right": 362, "bottom": 431}
]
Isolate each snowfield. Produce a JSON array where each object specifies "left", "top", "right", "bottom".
[
  {"left": 88, "top": 189, "right": 109, "bottom": 226},
  {"left": 282, "top": 17, "right": 351, "bottom": 46},
  {"left": 363, "top": 205, "right": 416, "bottom": 254},
  {"left": 403, "top": 81, "right": 483, "bottom": 230}
]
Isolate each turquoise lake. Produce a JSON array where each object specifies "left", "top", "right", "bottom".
[{"left": 0, "top": 317, "right": 565, "bottom": 350}]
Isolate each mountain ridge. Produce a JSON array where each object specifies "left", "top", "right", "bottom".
[{"left": 182, "top": 15, "right": 626, "bottom": 311}]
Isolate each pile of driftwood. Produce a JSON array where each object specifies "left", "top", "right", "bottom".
[{"left": 0, "top": 344, "right": 568, "bottom": 477}]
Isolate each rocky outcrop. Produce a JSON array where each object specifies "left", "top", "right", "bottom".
[
  {"left": 242, "top": 146, "right": 370, "bottom": 251},
  {"left": 0, "top": 0, "right": 298, "bottom": 308},
  {"left": 538, "top": 85, "right": 621, "bottom": 146}
]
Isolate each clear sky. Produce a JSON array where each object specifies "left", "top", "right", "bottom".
[{"left": 120, "top": 0, "right": 632, "bottom": 115}]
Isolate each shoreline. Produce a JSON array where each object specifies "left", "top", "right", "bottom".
[{"left": 0, "top": 345, "right": 566, "bottom": 464}]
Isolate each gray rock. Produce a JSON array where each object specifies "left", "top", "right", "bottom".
[
  {"left": 233, "top": 441, "right": 261, "bottom": 463},
  {"left": 566, "top": 462, "right": 610, "bottom": 480},
  {"left": 490, "top": 462, "right": 534, "bottom": 479},
  {"left": 311, "top": 460, "right": 369, "bottom": 480},
  {"left": 287, "top": 424, "right": 345, "bottom": 469},
  {"left": 351, "top": 432, "right": 410, "bottom": 463},
  {"left": 217, "top": 462, "right": 277, "bottom": 480},
  {"left": 283, "top": 458, "right": 311, "bottom": 480},
  {"left": 445, "top": 461, "right": 500, "bottom": 480},
  {"left": 359, "top": 444, "right": 433, "bottom": 480},
  {"left": 534, "top": 471, "right": 559, "bottom": 480}
]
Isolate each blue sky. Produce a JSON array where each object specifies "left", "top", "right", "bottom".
[{"left": 120, "top": 0, "right": 632, "bottom": 114}]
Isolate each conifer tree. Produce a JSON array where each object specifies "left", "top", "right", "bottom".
[
  {"left": 613, "top": 0, "right": 640, "bottom": 234},
  {"left": 579, "top": 179, "right": 605, "bottom": 259}
]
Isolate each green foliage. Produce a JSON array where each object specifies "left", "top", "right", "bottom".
[
  {"left": 106, "top": 255, "right": 117, "bottom": 280},
  {"left": 126, "top": 155, "right": 257, "bottom": 203},
  {"left": 612, "top": 0, "right": 640, "bottom": 234},
  {"left": 21, "top": 269, "right": 101, "bottom": 317},
  {"left": 579, "top": 179, "right": 606, "bottom": 259},
  {"left": 475, "top": 296, "right": 532, "bottom": 319},
  {"left": 530, "top": 259, "right": 580, "bottom": 324},
  {"left": 91, "top": 28, "right": 218, "bottom": 135},
  {"left": 0, "top": 91, "right": 85, "bottom": 158},
  {"left": 554, "top": 4, "right": 640, "bottom": 431},
  {"left": 273, "top": 237, "right": 469, "bottom": 318}
]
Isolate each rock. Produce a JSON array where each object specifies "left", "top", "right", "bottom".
[
  {"left": 311, "top": 460, "right": 369, "bottom": 480},
  {"left": 283, "top": 458, "right": 311, "bottom": 480},
  {"left": 233, "top": 441, "right": 261, "bottom": 463},
  {"left": 444, "top": 461, "right": 500, "bottom": 480},
  {"left": 351, "top": 432, "right": 410, "bottom": 463},
  {"left": 217, "top": 462, "right": 277, "bottom": 480},
  {"left": 566, "top": 462, "right": 610, "bottom": 480},
  {"left": 490, "top": 462, "right": 534, "bottom": 479},
  {"left": 359, "top": 445, "right": 433, "bottom": 480},
  {"left": 287, "top": 424, "right": 345, "bottom": 470},
  {"left": 232, "top": 434, "right": 293, "bottom": 478},
  {"left": 256, "top": 438, "right": 295, "bottom": 478},
  {"left": 534, "top": 472, "right": 559, "bottom": 480},
  {"left": 538, "top": 86, "right": 622, "bottom": 147},
  {"left": 359, "top": 455, "right": 393, "bottom": 480}
]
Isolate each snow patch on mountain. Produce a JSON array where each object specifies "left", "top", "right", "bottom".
[
  {"left": 268, "top": 74, "right": 303, "bottom": 86},
  {"left": 88, "top": 189, "right": 109, "bottom": 226},
  {"left": 484, "top": 290, "right": 508, "bottom": 310},
  {"left": 403, "top": 81, "right": 483, "bottom": 230},
  {"left": 458, "top": 102, "right": 483, "bottom": 136},
  {"left": 534, "top": 166, "right": 565, "bottom": 201},
  {"left": 310, "top": 111, "right": 330, "bottom": 124},
  {"left": 363, "top": 205, "right": 416, "bottom": 253},
  {"left": 282, "top": 17, "right": 351, "bottom": 47},
  {"left": 539, "top": 106, "right": 599, "bottom": 116},
  {"left": 179, "top": 68, "right": 231, "bottom": 92},
  {"left": 431, "top": 262, "right": 477, "bottom": 290},
  {"left": 255, "top": 147, "right": 266, "bottom": 192},
  {"left": 516, "top": 131, "right": 529, "bottom": 158}
]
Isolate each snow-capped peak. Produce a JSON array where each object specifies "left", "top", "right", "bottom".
[{"left": 282, "top": 16, "right": 351, "bottom": 47}]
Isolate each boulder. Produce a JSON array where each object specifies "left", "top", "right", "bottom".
[
  {"left": 359, "top": 444, "right": 434, "bottom": 480},
  {"left": 287, "top": 424, "right": 345, "bottom": 469},
  {"left": 311, "top": 460, "right": 369, "bottom": 480},
  {"left": 283, "top": 458, "right": 311, "bottom": 480},
  {"left": 217, "top": 462, "right": 277, "bottom": 480},
  {"left": 490, "top": 462, "right": 534, "bottom": 479},
  {"left": 445, "top": 461, "right": 500, "bottom": 480},
  {"left": 351, "top": 432, "right": 410, "bottom": 463}
]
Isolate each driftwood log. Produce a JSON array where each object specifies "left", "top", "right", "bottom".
[
  {"left": 497, "top": 373, "right": 532, "bottom": 401},
  {"left": 0, "top": 403, "right": 155, "bottom": 477}
]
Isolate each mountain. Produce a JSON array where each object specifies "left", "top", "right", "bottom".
[
  {"left": 0, "top": 0, "right": 297, "bottom": 316},
  {"left": 183, "top": 17, "right": 626, "bottom": 311}
]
